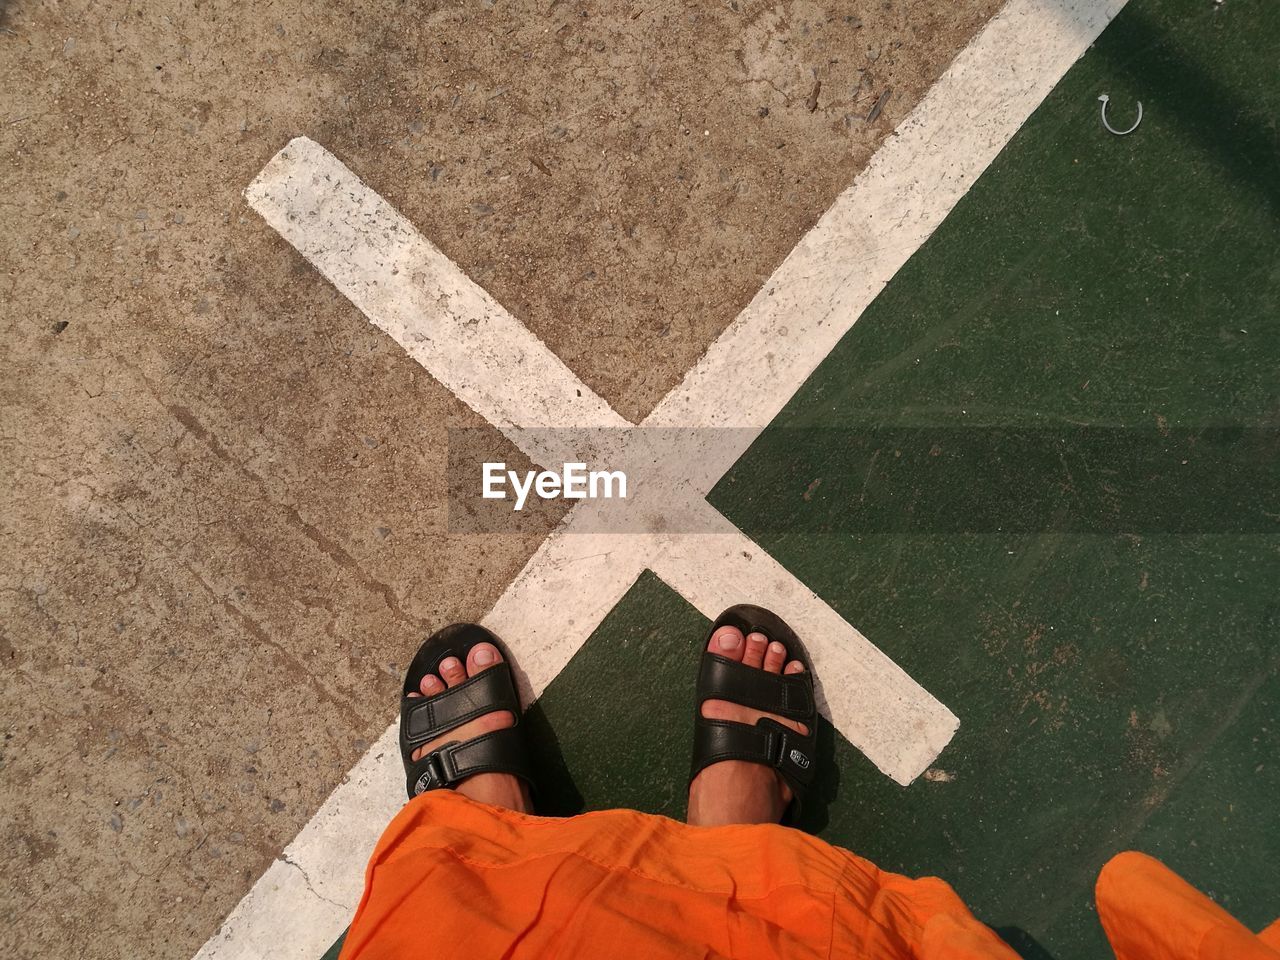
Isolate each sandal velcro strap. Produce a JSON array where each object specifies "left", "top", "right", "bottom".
[
  {"left": 401, "top": 664, "right": 521, "bottom": 747},
  {"left": 696, "top": 654, "right": 813, "bottom": 720},
  {"left": 692, "top": 717, "right": 817, "bottom": 791},
  {"left": 406, "top": 725, "right": 534, "bottom": 797}
]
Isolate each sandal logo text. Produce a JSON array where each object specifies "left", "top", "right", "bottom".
[
  {"left": 789, "top": 749, "right": 811, "bottom": 770},
  {"left": 483, "top": 462, "right": 628, "bottom": 511}
]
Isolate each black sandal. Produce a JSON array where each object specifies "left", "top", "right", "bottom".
[
  {"left": 690, "top": 604, "right": 818, "bottom": 824},
  {"left": 399, "top": 623, "right": 535, "bottom": 799}
]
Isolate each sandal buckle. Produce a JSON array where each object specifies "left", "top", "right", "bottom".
[{"left": 413, "top": 750, "right": 448, "bottom": 795}]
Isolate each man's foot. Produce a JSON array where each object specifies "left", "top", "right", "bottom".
[
  {"left": 687, "top": 625, "right": 809, "bottom": 827},
  {"left": 406, "top": 642, "right": 533, "bottom": 813}
]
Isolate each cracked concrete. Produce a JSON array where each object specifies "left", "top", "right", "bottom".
[
  {"left": 280, "top": 855, "right": 346, "bottom": 911},
  {"left": 1, "top": 0, "right": 998, "bottom": 957}
]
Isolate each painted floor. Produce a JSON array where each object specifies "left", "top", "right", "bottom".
[
  {"left": 324, "top": 1, "right": 1279, "bottom": 957},
  {"left": 4, "top": 0, "right": 1276, "bottom": 955}
]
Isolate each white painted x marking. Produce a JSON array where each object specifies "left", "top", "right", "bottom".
[{"left": 247, "top": 137, "right": 957, "bottom": 785}]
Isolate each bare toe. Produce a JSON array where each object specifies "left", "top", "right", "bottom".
[
  {"left": 742, "top": 631, "right": 768, "bottom": 669},
  {"left": 784, "top": 661, "right": 804, "bottom": 675},
  {"left": 419, "top": 673, "right": 445, "bottom": 697},
  {"left": 709, "top": 625, "right": 745, "bottom": 661},
  {"left": 438, "top": 656, "right": 466, "bottom": 687},
  {"left": 466, "top": 641, "right": 501, "bottom": 675},
  {"left": 763, "top": 641, "right": 786, "bottom": 673}
]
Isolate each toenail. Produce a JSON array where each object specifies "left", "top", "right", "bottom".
[
  {"left": 769, "top": 642, "right": 785, "bottom": 655},
  {"left": 718, "top": 632, "right": 741, "bottom": 651},
  {"left": 473, "top": 647, "right": 494, "bottom": 665},
  {"left": 441, "top": 657, "right": 461, "bottom": 672}
]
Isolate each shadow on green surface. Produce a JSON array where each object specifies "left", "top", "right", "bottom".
[
  {"left": 994, "top": 926, "right": 1061, "bottom": 960},
  {"left": 523, "top": 700, "right": 587, "bottom": 816},
  {"left": 1095, "top": 6, "right": 1280, "bottom": 219},
  {"left": 724, "top": 427, "right": 1279, "bottom": 535},
  {"left": 793, "top": 714, "right": 840, "bottom": 834}
]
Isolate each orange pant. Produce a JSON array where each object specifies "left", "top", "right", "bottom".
[
  {"left": 340, "top": 792, "right": 1276, "bottom": 960},
  {"left": 1097, "top": 851, "right": 1280, "bottom": 960}
]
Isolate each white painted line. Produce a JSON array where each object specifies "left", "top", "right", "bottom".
[
  {"left": 243, "top": 137, "right": 953, "bottom": 784},
  {"left": 198, "top": 0, "right": 1128, "bottom": 956},
  {"left": 245, "top": 137, "right": 628, "bottom": 462}
]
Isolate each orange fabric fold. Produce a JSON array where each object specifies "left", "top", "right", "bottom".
[
  {"left": 1095, "top": 851, "right": 1280, "bottom": 960},
  {"left": 338, "top": 792, "right": 1018, "bottom": 960},
  {"left": 338, "top": 793, "right": 1277, "bottom": 959}
]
